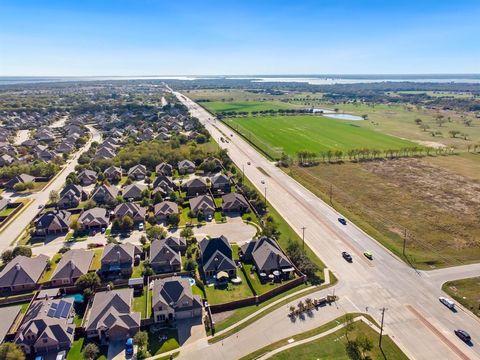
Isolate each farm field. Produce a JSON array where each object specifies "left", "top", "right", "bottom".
[
  {"left": 225, "top": 115, "right": 417, "bottom": 157},
  {"left": 285, "top": 157, "right": 480, "bottom": 269},
  {"left": 202, "top": 100, "right": 301, "bottom": 114}
]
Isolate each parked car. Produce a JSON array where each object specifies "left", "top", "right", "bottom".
[
  {"left": 56, "top": 351, "right": 66, "bottom": 360},
  {"left": 363, "top": 251, "right": 373, "bottom": 260},
  {"left": 439, "top": 296, "right": 455, "bottom": 310},
  {"left": 342, "top": 251, "right": 352, "bottom": 262},
  {"left": 338, "top": 217, "right": 347, "bottom": 225},
  {"left": 454, "top": 329, "right": 471, "bottom": 343},
  {"left": 138, "top": 222, "right": 144, "bottom": 231},
  {"left": 101, "top": 227, "right": 106, "bottom": 234},
  {"left": 207, "top": 214, "right": 213, "bottom": 221},
  {"left": 125, "top": 338, "right": 134, "bottom": 356}
]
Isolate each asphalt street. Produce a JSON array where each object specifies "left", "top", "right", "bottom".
[{"left": 174, "top": 91, "right": 480, "bottom": 360}]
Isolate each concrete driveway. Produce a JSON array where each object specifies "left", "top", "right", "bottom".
[
  {"left": 177, "top": 316, "right": 206, "bottom": 346},
  {"left": 170, "top": 216, "right": 258, "bottom": 245},
  {"left": 107, "top": 340, "right": 127, "bottom": 360}
]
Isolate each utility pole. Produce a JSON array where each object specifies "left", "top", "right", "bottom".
[
  {"left": 379, "top": 307, "right": 387, "bottom": 348},
  {"left": 329, "top": 184, "right": 333, "bottom": 205},
  {"left": 301, "top": 227, "right": 306, "bottom": 250},
  {"left": 402, "top": 228, "right": 407, "bottom": 256},
  {"left": 264, "top": 187, "right": 267, "bottom": 205}
]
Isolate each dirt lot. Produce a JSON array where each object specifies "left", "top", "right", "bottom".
[{"left": 288, "top": 157, "right": 480, "bottom": 269}]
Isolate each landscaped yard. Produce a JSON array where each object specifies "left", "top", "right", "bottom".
[
  {"left": 204, "top": 269, "right": 253, "bottom": 305},
  {"left": 67, "top": 338, "right": 108, "bottom": 360},
  {"left": 242, "top": 263, "right": 288, "bottom": 295},
  {"left": 39, "top": 253, "right": 62, "bottom": 283},
  {"left": 443, "top": 277, "right": 480, "bottom": 318},
  {"left": 132, "top": 287, "right": 149, "bottom": 319},
  {"left": 132, "top": 261, "right": 144, "bottom": 278},
  {"left": 148, "top": 328, "right": 179, "bottom": 355},
  {"left": 89, "top": 248, "right": 103, "bottom": 271}
]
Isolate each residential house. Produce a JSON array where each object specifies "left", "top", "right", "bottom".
[
  {"left": 221, "top": 193, "right": 250, "bottom": 213},
  {"left": 152, "top": 277, "right": 202, "bottom": 324},
  {"left": 122, "top": 183, "right": 146, "bottom": 201},
  {"left": 189, "top": 195, "right": 215, "bottom": 217},
  {"left": 104, "top": 166, "right": 123, "bottom": 182},
  {"left": 78, "top": 169, "right": 97, "bottom": 186},
  {"left": 50, "top": 249, "right": 94, "bottom": 286},
  {"left": 127, "top": 164, "right": 147, "bottom": 180},
  {"left": 0, "top": 255, "right": 49, "bottom": 292},
  {"left": 162, "top": 236, "right": 187, "bottom": 254},
  {"left": 78, "top": 207, "right": 109, "bottom": 231},
  {"left": 91, "top": 184, "right": 119, "bottom": 204},
  {"left": 155, "top": 162, "right": 173, "bottom": 176},
  {"left": 149, "top": 239, "right": 181, "bottom": 273},
  {"left": 14, "top": 298, "right": 76, "bottom": 355},
  {"left": 100, "top": 243, "right": 140, "bottom": 277},
  {"left": 199, "top": 236, "right": 236, "bottom": 279},
  {"left": 154, "top": 201, "right": 179, "bottom": 223},
  {"left": 210, "top": 174, "right": 231, "bottom": 194},
  {"left": 240, "top": 236, "right": 294, "bottom": 276},
  {"left": 0, "top": 154, "right": 15, "bottom": 167},
  {"left": 152, "top": 176, "right": 176, "bottom": 195},
  {"left": 113, "top": 203, "right": 146, "bottom": 223},
  {"left": 184, "top": 178, "right": 208, "bottom": 197},
  {"left": 58, "top": 184, "right": 87, "bottom": 209},
  {"left": 178, "top": 160, "right": 195, "bottom": 175},
  {"left": 35, "top": 210, "right": 71, "bottom": 236},
  {"left": 84, "top": 289, "right": 140, "bottom": 342},
  {"left": 5, "top": 173, "right": 35, "bottom": 190}
]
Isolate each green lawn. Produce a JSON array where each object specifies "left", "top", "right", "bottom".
[
  {"left": 204, "top": 269, "right": 254, "bottom": 305},
  {"left": 132, "top": 288, "right": 148, "bottom": 319},
  {"left": 242, "top": 263, "right": 285, "bottom": 295},
  {"left": 89, "top": 248, "right": 103, "bottom": 271},
  {"left": 242, "top": 318, "right": 408, "bottom": 360},
  {"left": 225, "top": 115, "right": 417, "bottom": 158},
  {"left": 39, "top": 253, "right": 62, "bottom": 283},
  {"left": 443, "top": 277, "right": 480, "bottom": 318},
  {"left": 148, "top": 328, "right": 179, "bottom": 355},
  {"left": 132, "top": 261, "right": 144, "bottom": 278},
  {"left": 203, "top": 101, "right": 300, "bottom": 114}
]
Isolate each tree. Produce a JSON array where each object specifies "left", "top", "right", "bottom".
[
  {"left": 184, "top": 258, "right": 197, "bottom": 273},
  {"left": 1, "top": 249, "right": 14, "bottom": 264},
  {"left": 180, "top": 227, "right": 194, "bottom": 239},
  {"left": 83, "top": 199, "right": 96, "bottom": 210},
  {"left": 167, "top": 213, "right": 180, "bottom": 226},
  {"left": 345, "top": 340, "right": 362, "bottom": 360},
  {"left": 70, "top": 219, "right": 80, "bottom": 233},
  {"left": 134, "top": 330, "right": 149, "bottom": 350},
  {"left": 12, "top": 246, "right": 32, "bottom": 258},
  {"left": 82, "top": 343, "right": 99, "bottom": 360},
  {"left": 147, "top": 225, "right": 166, "bottom": 240},
  {"left": 121, "top": 215, "right": 134, "bottom": 230},
  {"left": 49, "top": 190, "right": 59, "bottom": 204},
  {"left": 357, "top": 335, "right": 373, "bottom": 359},
  {"left": 344, "top": 313, "right": 355, "bottom": 340},
  {"left": 75, "top": 272, "right": 101, "bottom": 297},
  {"left": 0, "top": 342, "right": 26, "bottom": 360}
]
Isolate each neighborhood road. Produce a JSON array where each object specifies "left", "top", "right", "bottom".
[
  {"left": 174, "top": 91, "right": 480, "bottom": 360},
  {"left": 0, "top": 125, "right": 101, "bottom": 252}
]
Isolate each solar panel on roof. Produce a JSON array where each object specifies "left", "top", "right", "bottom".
[
  {"left": 47, "top": 308, "right": 56, "bottom": 317},
  {"left": 54, "top": 301, "right": 66, "bottom": 318},
  {"left": 51, "top": 303, "right": 58, "bottom": 309},
  {"left": 60, "top": 302, "right": 71, "bottom": 318}
]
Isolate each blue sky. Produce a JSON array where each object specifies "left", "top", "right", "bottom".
[{"left": 1, "top": 0, "right": 479, "bottom": 76}]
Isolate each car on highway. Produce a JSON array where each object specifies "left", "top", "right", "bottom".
[
  {"left": 38, "top": 204, "right": 44, "bottom": 209},
  {"left": 454, "top": 329, "right": 471, "bottom": 343},
  {"left": 261, "top": 180, "right": 265, "bottom": 184},
  {"left": 363, "top": 251, "right": 373, "bottom": 260},
  {"left": 342, "top": 251, "right": 352, "bottom": 262},
  {"left": 439, "top": 296, "right": 455, "bottom": 310},
  {"left": 247, "top": 161, "right": 251, "bottom": 165},
  {"left": 338, "top": 217, "right": 347, "bottom": 225}
]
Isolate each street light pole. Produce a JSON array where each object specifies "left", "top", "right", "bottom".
[
  {"left": 301, "top": 226, "right": 306, "bottom": 251},
  {"left": 379, "top": 307, "right": 387, "bottom": 348},
  {"left": 264, "top": 187, "right": 267, "bottom": 205}
]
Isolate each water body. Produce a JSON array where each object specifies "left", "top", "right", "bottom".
[
  {"left": 2, "top": 74, "right": 480, "bottom": 86},
  {"left": 312, "top": 108, "right": 364, "bottom": 121}
]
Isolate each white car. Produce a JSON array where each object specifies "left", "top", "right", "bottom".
[
  {"left": 138, "top": 222, "right": 144, "bottom": 231},
  {"left": 439, "top": 296, "right": 455, "bottom": 310}
]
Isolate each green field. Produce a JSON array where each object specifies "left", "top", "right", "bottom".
[
  {"left": 202, "top": 100, "right": 300, "bottom": 114},
  {"left": 443, "top": 277, "right": 480, "bottom": 318},
  {"left": 225, "top": 115, "right": 417, "bottom": 157}
]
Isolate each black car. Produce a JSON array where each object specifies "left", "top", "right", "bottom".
[
  {"left": 454, "top": 329, "right": 471, "bottom": 343},
  {"left": 342, "top": 251, "right": 352, "bottom": 262},
  {"left": 338, "top": 217, "right": 347, "bottom": 225}
]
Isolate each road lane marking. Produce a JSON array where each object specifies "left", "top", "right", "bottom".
[{"left": 406, "top": 305, "right": 471, "bottom": 360}]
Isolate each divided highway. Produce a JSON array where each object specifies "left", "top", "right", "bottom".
[{"left": 175, "top": 91, "right": 480, "bottom": 360}]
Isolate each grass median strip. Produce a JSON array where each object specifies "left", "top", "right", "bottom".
[{"left": 209, "top": 280, "right": 334, "bottom": 344}]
